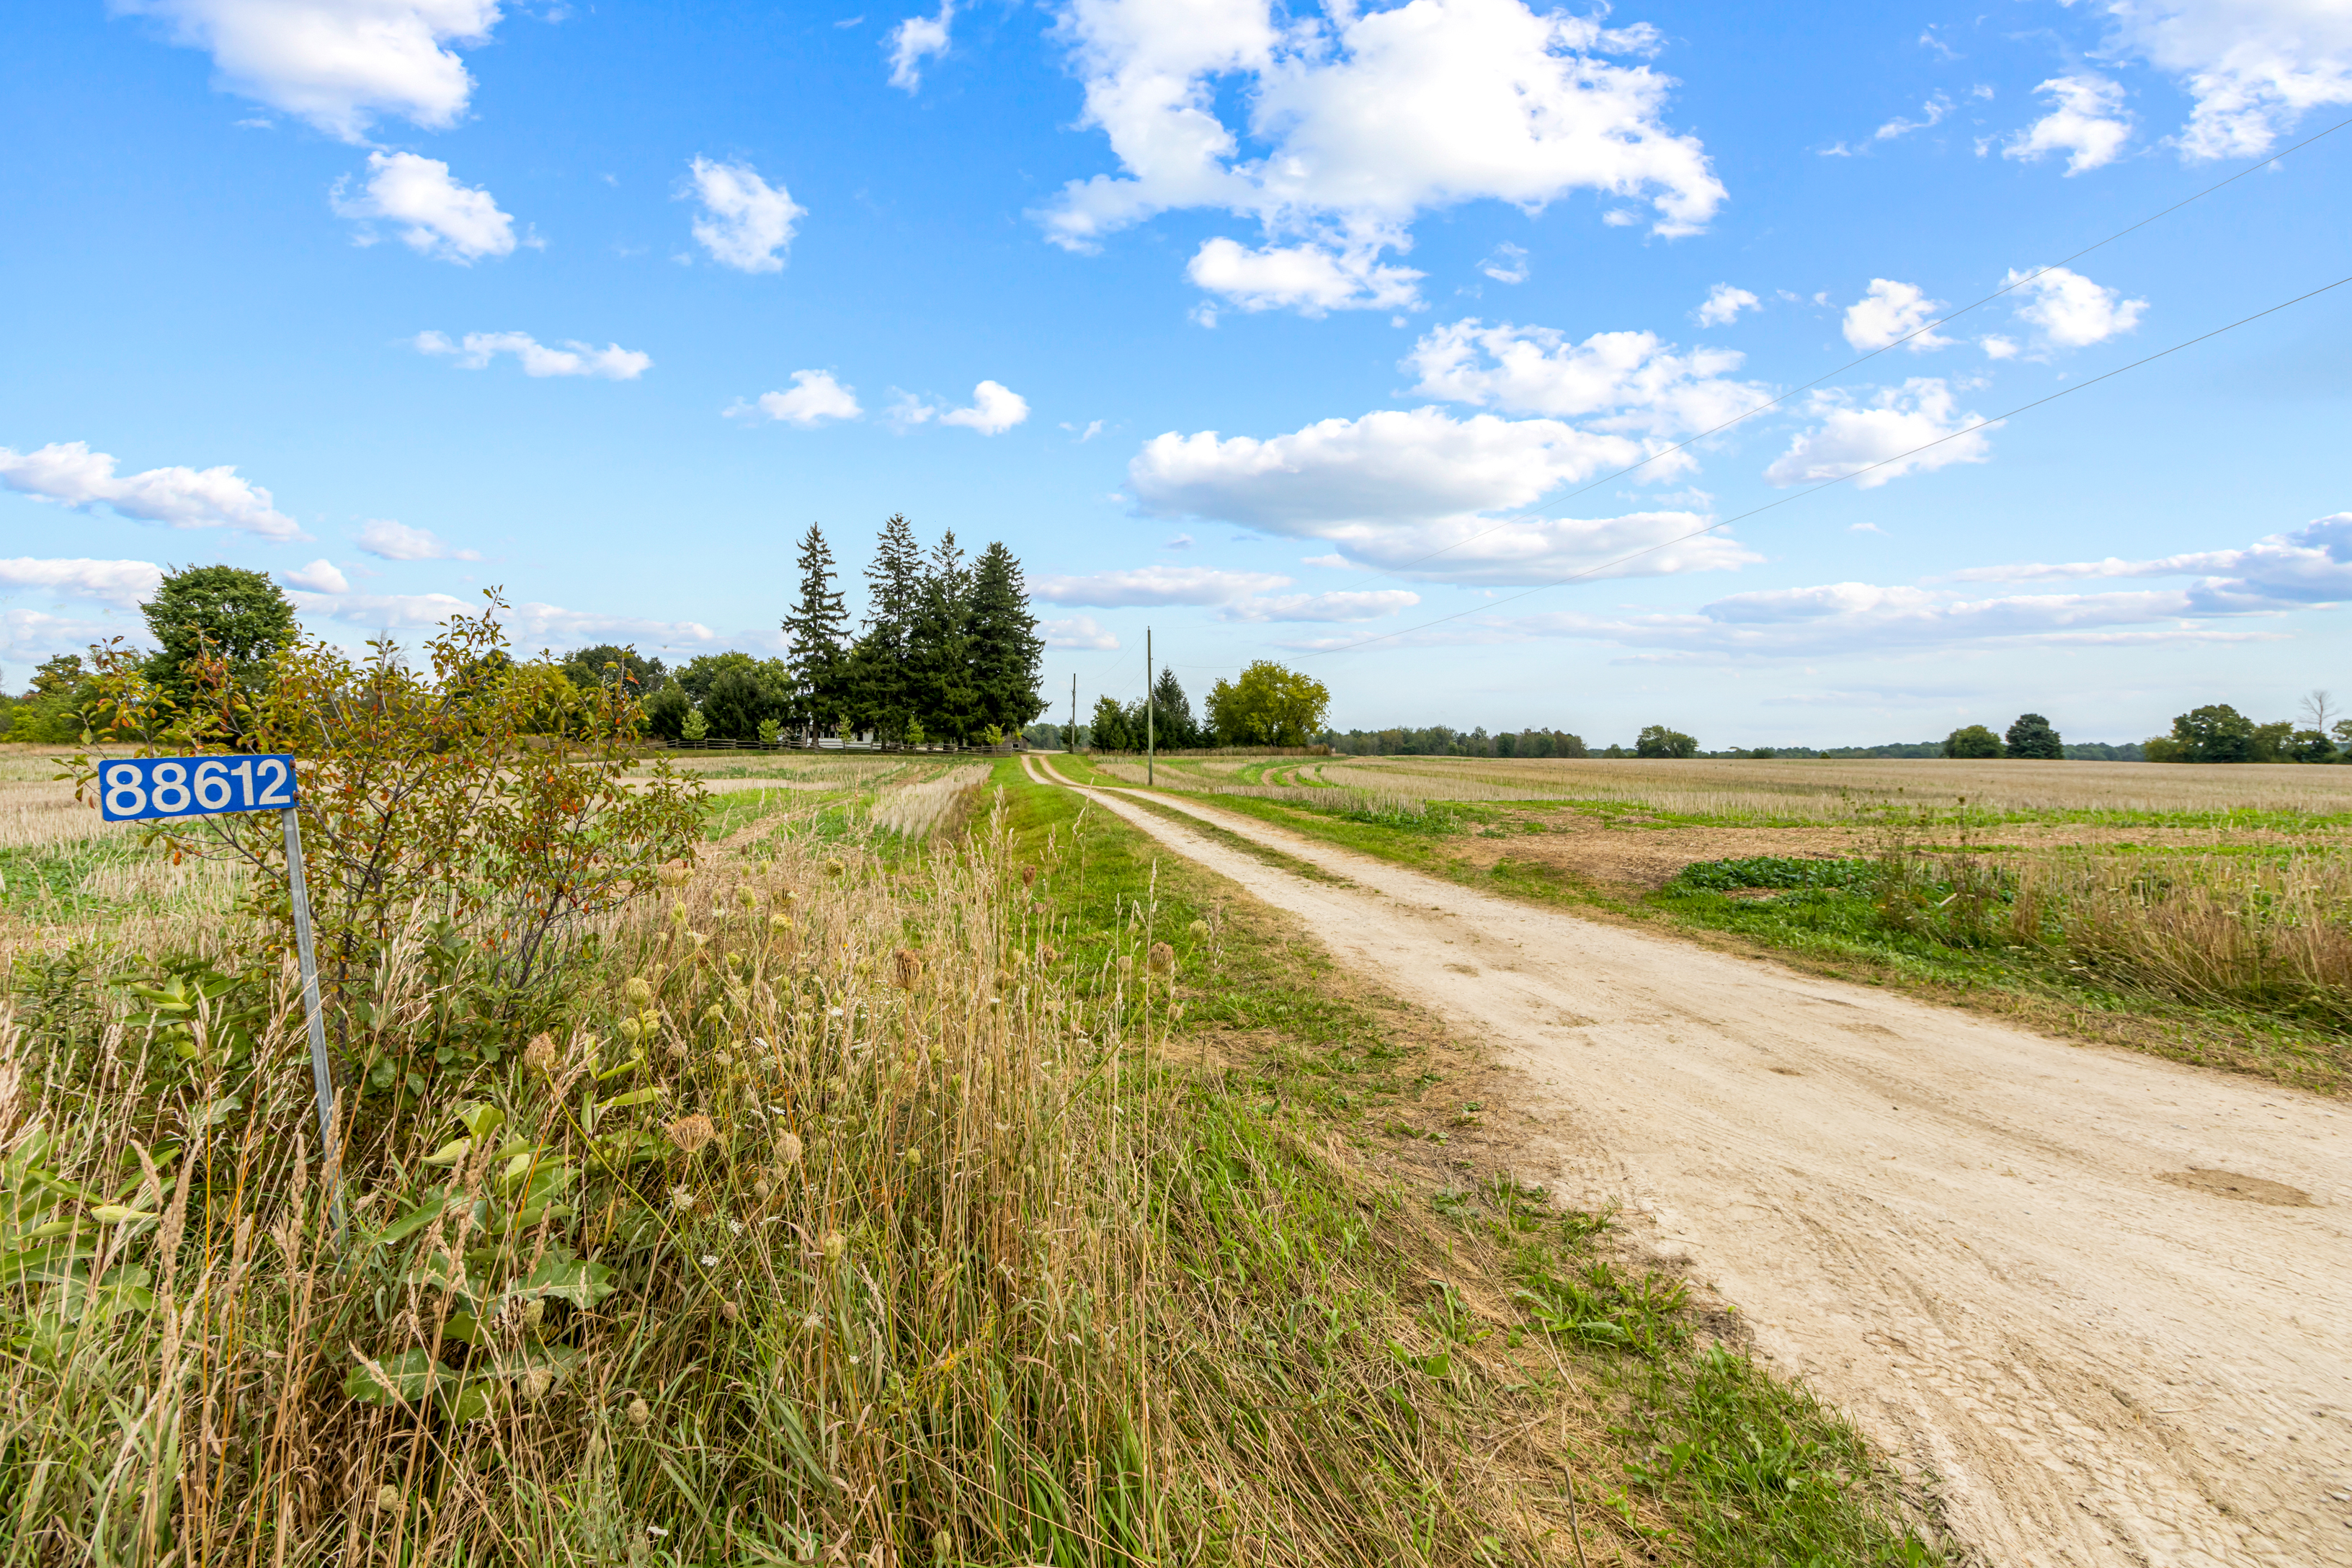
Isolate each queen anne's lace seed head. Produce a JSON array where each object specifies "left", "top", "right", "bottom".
[{"left": 666, "top": 1115, "right": 717, "bottom": 1154}]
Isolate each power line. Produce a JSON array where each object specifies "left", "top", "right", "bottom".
[
  {"left": 1363, "top": 111, "right": 2352, "bottom": 582},
  {"left": 1304, "top": 268, "right": 2352, "bottom": 659}
]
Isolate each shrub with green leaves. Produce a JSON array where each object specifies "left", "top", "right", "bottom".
[{"left": 68, "top": 592, "right": 704, "bottom": 1012}]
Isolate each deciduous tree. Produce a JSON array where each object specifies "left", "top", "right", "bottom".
[
  {"left": 4, "top": 654, "right": 96, "bottom": 743},
  {"left": 1943, "top": 725, "right": 2002, "bottom": 759},
  {"left": 560, "top": 643, "right": 666, "bottom": 694},
  {"left": 1636, "top": 724, "right": 1698, "bottom": 759},
  {"left": 1206, "top": 662, "right": 1329, "bottom": 746},
  {"left": 141, "top": 564, "right": 299, "bottom": 705},
  {"left": 2162, "top": 704, "right": 2257, "bottom": 762}
]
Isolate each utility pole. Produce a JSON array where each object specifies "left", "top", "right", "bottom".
[
  {"left": 1069, "top": 674, "right": 1077, "bottom": 751},
  {"left": 1146, "top": 628, "right": 1155, "bottom": 785}
]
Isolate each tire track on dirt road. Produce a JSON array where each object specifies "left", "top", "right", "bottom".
[{"left": 1023, "top": 756, "right": 2352, "bottom": 1567}]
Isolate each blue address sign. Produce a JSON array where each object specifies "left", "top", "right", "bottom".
[{"left": 99, "top": 754, "right": 300, "bottom": 822}]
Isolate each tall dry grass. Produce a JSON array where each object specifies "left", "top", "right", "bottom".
[
  {"left": 0, "top": 803, "right": 1603, "bottom": 1565},
  {"left": 867, "top": 766, "right": 989, "bottom": 840},
  {"left": 2008, "top": 852, "right": 2352, "bottom": 1023}
]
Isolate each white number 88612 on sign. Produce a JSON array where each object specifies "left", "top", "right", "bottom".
[{"left": 99, "top": 754, "right": 298, "bottom": 822}]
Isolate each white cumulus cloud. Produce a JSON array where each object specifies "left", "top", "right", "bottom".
[
  {"left": 112, "top": 0, "right": 500, "bottom": 141},
  {"left": 1128, "top": 406, "right": 1755, "bottom": 585},
  {"left": 1034, "top": 566, "right": 1292, "bottom": 606},
  {"left": 283, "top": 558, "right": 349, "bottom": 593},
  {"left": 1042, "top": 615, "right": 1121, "bottom": 650},
  {"left": 1041, "top": 0, "right": 1723, "bottom": 313},
  {"left": 2002, "top": 264, "right": 2147, "bottom": 349},
  {"left": 1693, "top": 283, "right": 1758, "bottom": 326},
  {"left": 1841, "top": 279, "right": 1954, "bottom": 352},
  {"left": 1763, "top": 378, "right": 1998, "bottom": 490},
  {"left": 1188, "top": 238, "right": 1423, "bottom": 316},
  {"left": 333, "top": 151, "right": 517, "bottom": 263},
  {"left": 2072, "top": 0, "right": 2352, "bottom": 160},
  {"left": 0, "top": 440, "right": 303, "bottom": 538},
  {"left": 942, "top": 380, "right": 1030, "bottom": 434},
  {"left": 894, "top": 380, "right": 1030, "bottom": 435},
  {"left": 414, "top": 330, "right": 651, "bottom": 379},
  {"left": 727, "top": 370, "right": 864, "bottom": 427},
  {"left": 0, "top": 556, "right": 166, "bottom": 607},
  {"left": 354, "top": 518, "right": 478, "bottom": 561},
  {"left": 1406, "top": 318, "right": 1769, "bottom": 441},
  {"left": 887, "top": 0, "right": 953, "bottom": 90},
  {"left": 2003, "top": 75, "right": 2134, "bottom": 174},
  {"left": 684, "top": 157, "right": 803, "bottom": 273}
]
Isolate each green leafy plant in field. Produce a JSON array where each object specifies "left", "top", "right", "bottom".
[{"left": 1670, "top": 856, "right": 1874, "bottom": 893}]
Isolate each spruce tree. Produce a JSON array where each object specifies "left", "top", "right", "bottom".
[
  {"left": 966, "top": 540, "right": 1046, "bottom": 737},
  {"left": 1150, "top": 665, "right": 1196, "bottom": 749},
  {"left": 780, "top": 524, "right": 850, "bottom": 739},
  {"left": 849, "top": 513, "right": 925, "bottom": 741},
  {"left": 906, "top": 531, "right": 976, "bottom": 741}
]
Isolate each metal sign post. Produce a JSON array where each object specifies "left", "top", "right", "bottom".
[{"left": 101, "top": 753, "right": 344, "bottom": 1238}]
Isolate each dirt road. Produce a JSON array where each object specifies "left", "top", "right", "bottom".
[{"left": 1027, "top": 760, "right": 2352, "bottom": 1567}]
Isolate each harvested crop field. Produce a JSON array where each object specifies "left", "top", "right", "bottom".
[{"left": 1096, "top": 754, "right": 2352, "bottom": 891}]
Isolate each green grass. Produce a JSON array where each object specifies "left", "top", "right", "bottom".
[
  {"left": 697, "top": 785, "right": 808, "bottom": 841},
  {"left": 0, "top": 840, "right": 115, "bottom": 918},
  {"left": 996, "top": 760, "right": 1412, "bottom": 1113}
]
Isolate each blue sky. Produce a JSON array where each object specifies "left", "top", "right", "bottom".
[{"left": 4, "top": 0, "right": 2349, "bottom": 747}]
